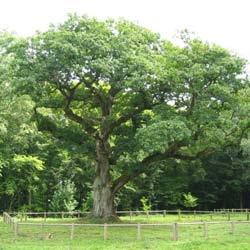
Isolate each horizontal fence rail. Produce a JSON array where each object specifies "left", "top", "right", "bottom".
[
  {"left": 7, "top": 209, "right": 250, "bottom": 215},
  {"left": 3, "top": 211, "right": 250, "bottom": 241},
  {"left": 6, "top": 209, "right": 250, "bottom": 223}
]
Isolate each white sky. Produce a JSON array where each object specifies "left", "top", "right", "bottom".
[{"left": 1, "top": 0, "right": 250, "bottom": 61}]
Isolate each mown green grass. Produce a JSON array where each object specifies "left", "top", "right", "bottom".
[
  {"left": 121, "top": 212, "right": 250, "bottom": 223},
  {"left": 1, "top": 215, "right": 250, "bottom": 250}
]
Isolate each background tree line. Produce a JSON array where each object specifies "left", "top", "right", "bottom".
[{"left": 0, "top": 15, "right": 250, "bottom": 215}]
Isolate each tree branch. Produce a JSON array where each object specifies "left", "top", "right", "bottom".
[
  {"left": 59, "top": 83, "right": 98, "bottom": 135},
  {"left": 111, "top": 142, "right": 215, "bottom": 195},
  {"left": 105, "top": 91, "right": 157, "bottom": 138},
  {"left": 111, "top": 141, "right": 184, "bottom": 194},
  {"left": 105, "top": 106, "right": 144, "bottom": 138}
]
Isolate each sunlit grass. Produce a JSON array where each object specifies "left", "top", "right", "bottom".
[{"left": 1, "top": 214, "right": 250, "bottom": 250}]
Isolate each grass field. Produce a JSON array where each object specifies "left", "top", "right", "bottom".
[{"left": 1, "top": 214, "right": 250, "bottom": 250}]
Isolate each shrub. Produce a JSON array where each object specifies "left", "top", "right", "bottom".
[
  {"left": 49, "top": 180, "right": 78, "bottom": 212},
  {"left": 183, "top": 192, "right": 198, "bottom": 208}
]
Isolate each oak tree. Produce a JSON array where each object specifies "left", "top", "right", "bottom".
[{"left": 10, "top": 15, "right": 248, "bottom": 218}]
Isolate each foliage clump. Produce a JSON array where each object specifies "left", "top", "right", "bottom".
[
  {"left": 49, "top": 180, "right": 78, "bottom": 212},
  {"left": 140, "top": 196, "right": 152, "bottom": 211},
  {"left": 183, "top": 192, "right": 198, "bottom": 208}
]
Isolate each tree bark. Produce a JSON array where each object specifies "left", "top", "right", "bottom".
[
  {"left": 92, "top": 138, "right": 114, "bottom": 218},
  {"left": 240, "top": 191, "right": 243, "bottom": 209},
  {"left": 28, "top": 189, "right": 32, "bottom": 209}
]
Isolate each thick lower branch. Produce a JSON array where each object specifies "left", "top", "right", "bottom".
[
  {"left": 112, "top": 142, "right": 214, "bottom": 195},
  {"left": 64, "top": 106, "right": 97, "bottom": 135},
  {"left": 112, "top": 169, "right": 143, "bottom": 195}
]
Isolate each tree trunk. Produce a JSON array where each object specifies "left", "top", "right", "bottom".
[
  {"left": 8, "top": 194, "right": 15, "bottom": 212},
  {"left": 240, "top": 191, "right": 243, "bottom": 209},
  {"left": 92, "top": 139, "right": 114, "bottom": 218},
  {"left": 28, "top": 189, "right": 32, "bottom": 209}
]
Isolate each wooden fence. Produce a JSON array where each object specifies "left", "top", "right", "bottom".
[
  {"left": 6, "top": 209, "right": 250, "bottom": 222},
  {"left": 214, "top": 208, "right": 250, "bottom": 213},
  {"left": 3, "top": 212, "right": 250, "bottom": 241}
]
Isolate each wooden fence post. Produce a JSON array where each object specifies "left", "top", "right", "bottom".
[
  {"left": 70, "top": 224, "right": 74, "bottom": 240},
  {"left": 163, "top": 210, "right": 166, "bottom": 217},
  {"left": 231, "top": 221, "right": 235, "bottom": 235},
  {"left": 137, "top": 224, "right": 141, "bottom": 240},
  {"left": 129, "top": 211, "right": 132, "bottom": 221},
  {"left": 40, "top": 223, "right": 44, "bottom": 240},
  {"left": 203, "top": 222, "right": 208, "bottom": 239},
  {"left": 44, "top": 212, "right": 47, "bottom": 222},
  {"left": 14, "top": 222, "right": 18, "bottom": 237},
  {"left": 178, "top": 210, "right": 181, "bottom": 221},
  {"left": 227, "top": 212, "right": 230, "bottom": 221},
  {"left": 210, "top": 212, "right": 213, "bottom": 220},
  {"left": 173, "top": 222, "right": 178, "bottom": 241},
  {"left": 104, "top": 223, "right": 107, "bottom": 240}
]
